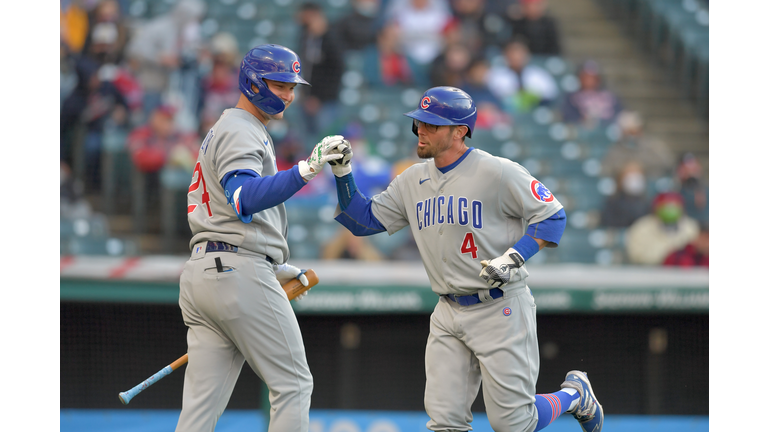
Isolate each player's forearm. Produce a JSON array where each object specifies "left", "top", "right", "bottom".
[
  {"left": 334, "top": 189, "right": 387, "bottom": 236},
  {"left": 334, "top": 172, "right": 358, "bottom": 211},
  {"left": 240, "top": 166, "right": 307, "bottom": 213},
  {"left": 225, "top": 167, "right": 306, "bottom": 216},
  {"left": 514, "top": 208, "right": 567, "bottom": 260}
]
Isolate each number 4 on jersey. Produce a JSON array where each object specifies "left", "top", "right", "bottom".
[{"left": 460, "top": 233, "right": 478, "bottom": 259}]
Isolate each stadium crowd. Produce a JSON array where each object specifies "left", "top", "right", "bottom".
[{"left": 60, "top": 0, "right": 707, "bottom": 266}]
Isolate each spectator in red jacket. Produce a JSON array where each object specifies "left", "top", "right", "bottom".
[
  {"left": 663, "top": 222, "right": 709, "bottom": 267},
  {"left": 127, "top": 105, "right": 198, "bottom": 173}
]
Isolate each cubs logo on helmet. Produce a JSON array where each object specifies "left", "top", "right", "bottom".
[
  {"left": 530, "top": 180, "right": 555, "bottom": 203},
  {"left": 292, "top": 61, "right": 301, "bottom": 73},
  {"left": 405, "top": 87, "right": 477, "bottom": 138}
]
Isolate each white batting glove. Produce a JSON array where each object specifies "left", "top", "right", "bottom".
[
  {"left": 298, "top": 135, "right": 345, "bottom": 181},
  {"left": 327, "top": 140, "right": 353, "bottom": 177},
  {"left": 479, "top": 248, "right": 525, "bottom": 288},
  {"left": 275, "top": 263, "right": 309, "bottom": 287}
]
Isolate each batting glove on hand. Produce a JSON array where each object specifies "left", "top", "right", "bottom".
[
  {"left": 479, "top": 248, "right": 526, "bottom": 288},
  {"left": 327, "top": 140, "right": 353, "bottom": 177},
  {"left": 275, "top": 263, "right": 309, "bottom": 287},
  {"left": 298, "top": 135, "right": 345, "bottom": 181}
]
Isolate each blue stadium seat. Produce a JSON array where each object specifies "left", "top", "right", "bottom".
[{"left": 61, "top": 237, "right": 139, "bottom": 257}]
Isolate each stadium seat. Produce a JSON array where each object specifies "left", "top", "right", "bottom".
[
  {"left": 62, "top": 237, "right": 139, "bottom": 257},
  {"left": 61, "top": 214, "right": 111, "bottom": 241},
  {"left": 677, "top": 25, "right": 709, "bottom": 99}
]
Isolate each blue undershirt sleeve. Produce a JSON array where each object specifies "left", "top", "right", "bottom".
[
  {"left": 221, "top": 166, "right": 306, "bottom": 223},
  {"left": 333, "top": 173, "right": 386, "bottom": 236},
  {"left": 513, "top": 208, "right": 567, "bottom": 261}
]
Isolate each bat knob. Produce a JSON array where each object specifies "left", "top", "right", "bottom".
[{"left": 119, "top": 392, "right": 130, "bottom": 405}]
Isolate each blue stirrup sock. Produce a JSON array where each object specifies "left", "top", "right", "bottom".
[{"left": 533, "top": 389, "right": 579, "bottom": 431}]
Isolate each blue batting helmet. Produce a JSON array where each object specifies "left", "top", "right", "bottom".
[
  {"left": 238, "top": 44, "right": 310, "bottom": 115},
  {"left": 404, "top": 86, "right": 477, "bottom": 138}
]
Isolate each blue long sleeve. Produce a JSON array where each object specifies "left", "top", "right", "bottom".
[
  {"left": 526, "top": 208, "right": 567, "bottom": 245},
  {"left": 333, "top": 173, "right": 386, "bottom": 236},
  {"left": 513, "top": 208, "right": 567, "bottom": 260},
  {"left": 221, "top": 166, "right": 306, "bottom": 222}
]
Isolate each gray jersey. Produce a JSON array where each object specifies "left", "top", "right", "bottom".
[
  {"left": 371, "top": 148, "right": 562, "bottom": 295},
  {"left": 187, "top": 108, "right": 289, "bottom": 263}
]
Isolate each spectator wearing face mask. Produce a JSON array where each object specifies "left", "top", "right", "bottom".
[
  {"left": 599, "top": 161, "right": 651, "bottom": 228},
  {"left": 601, "top": 111, "right": 675, "bottom": 184},
  {"left": 81, "top": 0, "right": 129, "bottom": 67},
  {"left": 624, "top": 192, "right": 700, "bottom": 265},
  {"left": 675, "top": 152, "right": 708, "bottom": 224}
]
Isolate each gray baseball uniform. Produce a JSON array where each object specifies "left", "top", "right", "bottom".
[
  {"left": 369, "top": 148, "right": 563, "bottom": 431},
  {"left": 177, "top": 108, "right": 312, "bottom": 432}
]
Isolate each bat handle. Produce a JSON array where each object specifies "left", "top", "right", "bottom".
[{"left": 119, "top": 365, "right": 173, "bottom": 405}]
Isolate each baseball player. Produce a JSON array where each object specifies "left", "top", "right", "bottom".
[
  {"left": 327, "top": 86, "right": 604, "bottom": 432},
  {"left": 176, "top": 44, "right": 345, "bottom": 432}
]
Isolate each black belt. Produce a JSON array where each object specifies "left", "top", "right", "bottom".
[
  {"left": 206, "top": 241, "right": 275, "bottom": 264},
  {"left": 443, "top": 288, "right": 504, "bottom": 306}
]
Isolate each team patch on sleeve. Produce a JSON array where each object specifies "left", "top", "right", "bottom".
[{"left": 530, "top": 180, "right": 555, "bottom": 203}]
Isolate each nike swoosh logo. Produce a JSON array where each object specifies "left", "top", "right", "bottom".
[{"left": 419, "top": 178, "right": 430, "bottom": 185}]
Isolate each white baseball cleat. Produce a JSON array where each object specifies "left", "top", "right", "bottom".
[{"left": 560, "top": 370, "right": 604, "bottom": 432}]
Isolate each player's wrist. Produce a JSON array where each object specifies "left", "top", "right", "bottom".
[
  {"left": 297, "top": 160, "right": 314, "bottom": 182},
  {"left": 510, "top": 235, "right": 539, "bottom": 262},
  {"left": 504, "top": 247, "right": 525, "bottom": 268},
  {"left": 331, "top": 161, "right": 352, "bottom": 177}
]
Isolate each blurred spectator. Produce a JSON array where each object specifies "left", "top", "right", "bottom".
[
  {"left": 81, "top": 0, "right": 129, "bottom": 66},
  {"left": 334, "top": 0, "right": 382, "bottom": 53},
  {"left": 506, "top": 0, "right": 561, "bottom": 55},
  {"left": 487, "top": 36, "right": 559, "bottom": 114},
  {"left": 675, "top": 152, "right": 709, "bottom": 224},
  {"left": 296, "top": 2, "right": 346, "bottom": 140},
  {"left": 60, "top": 57, "right": 129, "bottom": 189},
  {"left": 321, "top": 123, "right": 391, "bottom": 260},
  {"left": 197, "top": 33, "right": 241, "bottom": 134},
  {"left": 274, "top": 132, "right": 306, "bottom": 172},
  {"left": 561, "top": 59, "right": 622, "bottom": 127},
  {"left": 663, "top": 221, "right": 708, "bottom": 267},
  {"left": 624, "top": 192, "right": 700, "bottom": 265},
  {"left": 448, "top": 0, "right": 510, "bottom": 51},
  {"left": 362, "top": 23, "right": 428, "bottom": 88},
  {"left": 384, "top": 0, "right": 454, "bottom": 66},
  {"left": 461, "top": 57, "right": 510, "bottom": 130},
  {"left": 599, "top": 161, "right": 651, "bottom": 228},
  {"left": 61, "top": 42, "right": 78, "bottom": 108},
  {"left": 61, "top": 0, "right": 89, "bottom": 55},
  {"left": 126, "top": 105, "right": 198, "bottom": 174},
  {"left": 429, "top": 42, "right": 472, "bottom": 88},
  {"left": 60, "top": 161, "right": 92, "bottom": 219},
  {"left": 125, "top": 0, "right": 206, "bottom": 121},
  {"left": 600, "top": 110, "right": 675, "bottom": 183}
]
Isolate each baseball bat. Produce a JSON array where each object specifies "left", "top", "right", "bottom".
[{"left": 119, "top": 269, "right": 319, "bottom": 405}]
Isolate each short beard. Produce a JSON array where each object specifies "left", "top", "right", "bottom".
[
  {"left": 417, "top": 127, "right": 455, "bottom": 159},
  {"left": 416, "top": 145, "right": 433, "bottom": 159}
]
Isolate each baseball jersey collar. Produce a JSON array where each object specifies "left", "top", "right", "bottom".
[{"left": 437, "top": 147, "right": 475, "bottom": 174}]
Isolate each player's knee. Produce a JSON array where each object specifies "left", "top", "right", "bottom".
[{"left": 487, "top": 409, "right": 537, "bottom": 432}]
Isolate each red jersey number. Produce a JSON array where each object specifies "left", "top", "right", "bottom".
[{"left": 188, "top": 161, "right": 212, "bottom": 216}]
